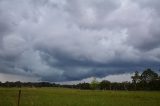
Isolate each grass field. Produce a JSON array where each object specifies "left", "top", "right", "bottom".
[{"left": 0, "top": 87, "right": 160, "bottom": 106}]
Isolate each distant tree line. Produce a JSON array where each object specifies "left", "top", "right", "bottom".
[
  {"left": 76, "top": 68, "right": 160, "bottom": 91},
  {"left": 0, "top": 81, "right": 60, "bottom": 88},
  {"left": 0, "top": 68, "right": 160, "bottom": 91}
]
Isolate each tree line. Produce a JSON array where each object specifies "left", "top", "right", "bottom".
[
  {"left": 0, "top": 68, "right": 160, "bottom": 91},
  {"left": 76, "top": 68, "right": 160, "bottom": 90}
]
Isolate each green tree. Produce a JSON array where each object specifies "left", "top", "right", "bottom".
[
  {"left": 131, "top": 71, "right": 141, "bottom": 83},
  {"left": 141, "top": 68, "right": 158, "bottom": 83},
  {"left": 99, "top": 80, "right": 111, "bottom": 90},
  {"left": 131, "top": 71, "right": 141, "bottom": 90},
  {"left": 90, "top": 77, "right": 99, "bottom": 90},
  {"left": 77, "top": 82, "right": 91, "bottom": 89}
]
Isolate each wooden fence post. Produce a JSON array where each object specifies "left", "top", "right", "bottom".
[{"left": 17, "top": 90, "right": 21, "bottom": 106}]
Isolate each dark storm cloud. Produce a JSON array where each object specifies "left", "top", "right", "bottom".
[{"left": 0, "top": 0, "right": 160, "bottom": 82}]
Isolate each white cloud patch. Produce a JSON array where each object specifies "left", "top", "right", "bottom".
[{"left": 0, "top": 73, "right": 39, "bottom": 82}]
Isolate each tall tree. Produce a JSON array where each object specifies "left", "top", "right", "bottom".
[
  {"left": 99, "top": 80, "right": 111, "bottom": 90},
  {"left": 131, "top": 71, "right": 141, "bottom": 90},
  {"left": 141, "top": 68, "right": 158, "bottom": 83},
  {"left": 90, "top": 77, "right": 99, "bottom": 90},
  {"left": 131, "top": 71, "right": 141, "bottom": 83}
]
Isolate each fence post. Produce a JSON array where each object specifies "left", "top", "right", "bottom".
[{"left": 17, "top": 90, "right": 21, "bottom": 106}]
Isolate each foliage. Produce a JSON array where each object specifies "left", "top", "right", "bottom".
[
  {"left": 131, "top": 71, "right": 141, "bottom": 83},
  {"left": 77, "top": 82, "right": 91, "bottom": 90},
  {"left": 99, "top": 80, "right": 111, "bottom": 90},
  {"left": 90, "top": 77, "right": 99, "bottom": 90},
  {"left": 141, "top": 68, "right": 158, "bottom": 83},
  {"left": 131, "top": 68, "right": 160, "bottom": 90}
]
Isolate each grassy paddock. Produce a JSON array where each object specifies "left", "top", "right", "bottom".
[{"left": 0, "top": 87, "right": 160, "bottom": 106}]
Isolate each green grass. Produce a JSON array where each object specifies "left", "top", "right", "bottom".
[{"left": 0, "top": 87, "right": 160, "bottom": 106}]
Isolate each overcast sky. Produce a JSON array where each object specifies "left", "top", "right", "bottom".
[{"left": 0, "top": 0, "right": 160, "bottom": 82}]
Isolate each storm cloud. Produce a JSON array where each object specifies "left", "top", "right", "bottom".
[{"left": 0, "top": 0, "right": 160, "bottom": 82}]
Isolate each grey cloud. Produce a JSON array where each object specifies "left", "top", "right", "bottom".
[
  {"left": 125, "top": 0, "right": 160, "bottom": 51},
  {"left": 135, "top": 0, "right": 160, "bottom": 13},
  {"left": 0, "top": 0, "right": 160, "bottom": 82},
  {"left": 65, "top": 0, "right": 121, "bottom": 29}
]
